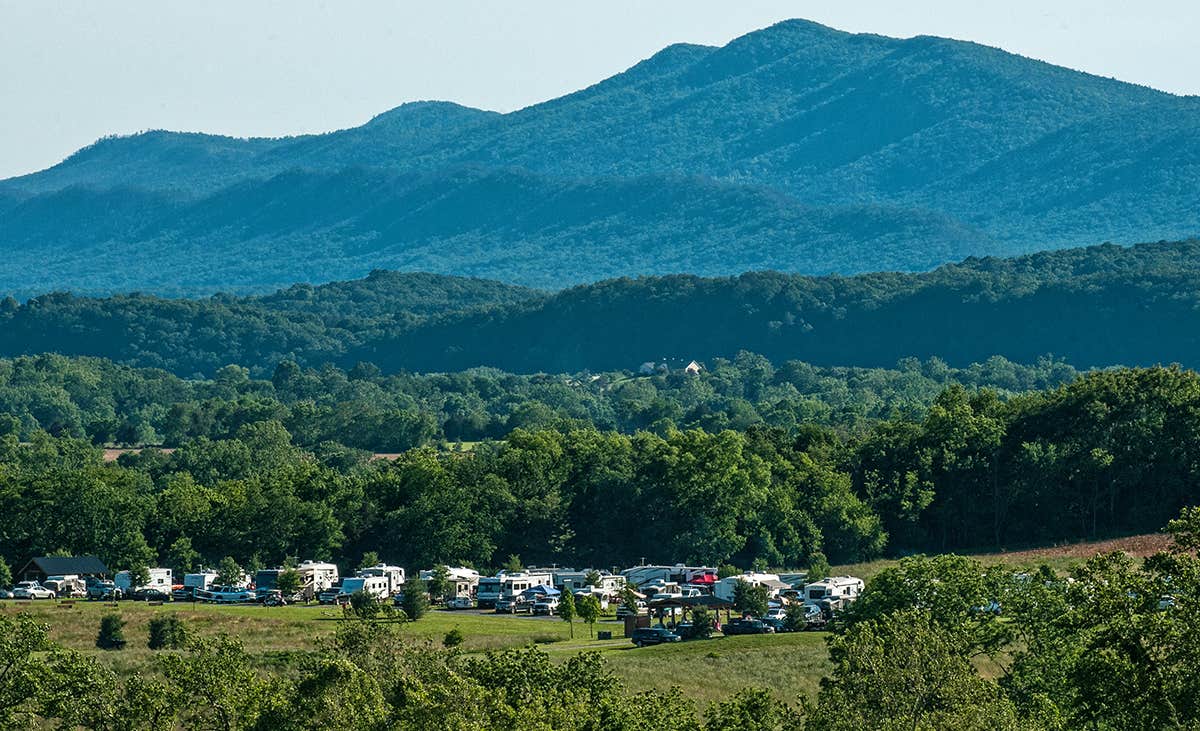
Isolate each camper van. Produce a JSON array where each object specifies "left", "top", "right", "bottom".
[{"left": 114, "top": 568, "right": 173, "bottom": 594}]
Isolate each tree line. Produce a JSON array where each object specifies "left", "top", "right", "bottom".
[{"left": 2, "top": 366, "right": 1199, "bottom": 576}]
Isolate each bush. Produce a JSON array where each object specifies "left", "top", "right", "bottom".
[
  {"left": 97, "top": 613, "right": 126, "bottom": 650},
  {"left": 348, "top": 590, "right": 382, "bottom": 619},
  {"left": 689, "top": 607, "right": 715, "bottom": 639},
  {"left": 443, "top": 628, "right": 464, "bottom": 648},
  {"left": 148, "top": 614, "right": 187, "bottom": 650}
]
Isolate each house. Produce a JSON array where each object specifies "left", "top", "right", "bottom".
[
  {"left": 684, "top": 360, "right": 703, "bottom": 375},
  {"left": 19, "top": 556, "right": 108, "bottom": 583}
]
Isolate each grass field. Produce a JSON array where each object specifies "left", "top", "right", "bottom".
[{"left": 0, "top": 600, "right": 830, "bottom": 707}]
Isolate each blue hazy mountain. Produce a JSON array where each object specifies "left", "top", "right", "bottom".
[{"left": 1, "top": 19, "right": 1197, "bottom": 295}]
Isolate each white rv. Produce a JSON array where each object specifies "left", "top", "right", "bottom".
[
  {"left": 803, "top": 576, "right": 865, "bottom": 611},
  {"left": 418, "top": 566, "right": 479, "bottom": 599},
  {"left": 621, "top": 563, "right": 718, "bottom": 588},
  {"left": 477, "top": 576, "right": 503, "bottom": 608},
  {"left": 338, "top": 575, "right": 391, "bottom": 600},
  {"left": 359, "top": 564, "right": 407, "bottom": 595},
  {"left": 297, "top": 561, "right": 340, "bottom": 594},
  {"left": 114, "top": 568, "right": 173, "bottom": 593},
  {"left": 498, "top": 572, "right": 553, "bottom": 600},
  {"left": 714, "top": 572, "right": 791, "bottom": 602}
]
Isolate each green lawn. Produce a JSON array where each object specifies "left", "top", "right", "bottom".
[{"left": 1, "top": 600, "right": 831, "bottom": 707}]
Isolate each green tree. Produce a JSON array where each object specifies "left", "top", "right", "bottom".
[
  {"left": 803, "top": 609, "right": 1021, "bottom": 731},
  {"left": 584, "top": 569, "right": 602, "bottom": 587},
  {"left": 274, "top": 568, "right": 302, "bottom": 599},
  {"left": 126, "top": 565, "right": 151, "bottom": 590},
  {"left": 358, "top": 551, "right": 380, "bottom": 570},
  {"left": 732, "top": 579, "right": 768, "bottom": 617},
  {"left": 165, "top": 537, "right": 200, "bottom": 576},
  {"left": 706, "top": 688, "right": 800, "bottom": 731},
  {"left": 214, "top": 556, "right": 243, "bottom": 587},
  {"left": 442, "top": 628, "right": 464, "bottom": 648},
  {"left": 559, "top": 591, "right": 576, "bottom": 638},
  {"left": 160, "top": 636, "right": 270, "bottom": 731},
  {"left": 502, "top": 554, "right": 523, "bottom": 573},
  {"left": 0, "top": 614, "right": 52, "bottom": 724},
  {"left": 349, "top": 590, "right": 382, "bottom": 620},
  {"left": 97, "top": 614, "right": 127, "bottom": 650},
  {"left": 806, "top": 551, "right": 830, "bottom": 582},
  {"left": 690, "top": 607, "right": 715, "bottom": 639},
  {"left": 576, "top": 594, "right": 602, "bottom": 638},
  {"left": 426, "top": 565, "right": 451, "bottom": 604},
  {"left": 0, "top": 556, "right": 11, "bottom": 588},
  {"left": 148, "top": 615, "right": 187, "bottom": 650},
  {"left": 401, "top": 579, "right": 429, "bottom": 621}
]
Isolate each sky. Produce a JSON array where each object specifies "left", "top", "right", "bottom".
[{"left": 1, "top": 1, "right": 1197, "bottom": 179}]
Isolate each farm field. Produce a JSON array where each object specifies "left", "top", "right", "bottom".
[{"left": 0, "top": 600, "right": 831, "bottom": 707}]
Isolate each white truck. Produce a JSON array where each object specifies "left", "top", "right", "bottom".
[{"left": 175, "top": 571, "right": 219, "bottom": 600}]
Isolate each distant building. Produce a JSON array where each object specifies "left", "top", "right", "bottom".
[
  {"left": 639, "top": 362, "right": 657, "bottom": 375},
  {"left": 684, "top": 360, "right": 703, "bottom": 375},
  {"left": 19, "top": 555, "right": 109, "bottom": 583}
]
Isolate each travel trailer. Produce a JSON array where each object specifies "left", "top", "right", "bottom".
[
  {"left": 803, "top": 576, "right": 865, "bottom": 614},
  {"left": 622, "top": 564, "right": 717, "bottom": 588},
  {"left": 114, "top": 568, "right": 173, "bottom": 593},
  {"left": 297, "top": 561, "right": 340, "bottom": 596},
  {"left": 714, "top": 572, "right": 791, "bottom": 602},
  {"left": 360, "top": 564, "right": 407, "bottom": 595},
  {"left": 338, "top": 575, "right": 391, "bottom": 600}
]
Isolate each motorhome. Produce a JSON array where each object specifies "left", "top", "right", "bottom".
[
  {"left": 714, "top": 572, "right": 791, "bottom": 602},
  {"left": 360, "top": 564, "right": 407, "bottom": 595},
  {"left": 529, "top": 567, "right": 626, "bottom": 595},
  {"left": 114, "top": 568, "right": 173, "bottom": 594},
  {"left": 498, "top": 572, "right": 553, "bottom": 600},
  {"left": 477, "top": 576, "right": 503, "bottom": 608}
]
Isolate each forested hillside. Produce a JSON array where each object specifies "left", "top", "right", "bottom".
[
  {"left": 4, "top": 240, "right": 1200, "bottom": 375},
  {"left": 2, "top": 19, "right": 1197, "bottom": 294}
]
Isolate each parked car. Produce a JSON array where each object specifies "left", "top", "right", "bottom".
[
  {"left": 12, "top": 581, "right": 55, "bottom": 600},
  {"left": 0, "top": 588, "right": 13, "bottom": 600},
  {"left": 87, "top": 580, "right": 122, "bottom": 601},
  {"left": 723, "top": 618, "right": 775, "bottom": 635},
  {"left": 319, "top": 586, "right": 345, "bottom": 605},
  {"left": 131, "top": 587, "right": 173, "bottom": 602},
  {"left": 172, "top": 586, "right": 196, "bottom": 601},
  {"left": 446, "top": 596, "right": 476, "bottom": 610},
  {"left": 495, "top": 597, "right": 533, "bottom": 614},
  {"left": 630, "top": 627, "right": 682, "bottom": 647},
  {"left": 532, "top": 597, "right": 560, "bottom": 615},
  {"left": 794, "top": 603, "right": 825, "bottom": 629}
]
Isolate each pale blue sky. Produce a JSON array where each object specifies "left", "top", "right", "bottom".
[{"left": 1, "top": 0, "right": 1196, "bottom": 179}]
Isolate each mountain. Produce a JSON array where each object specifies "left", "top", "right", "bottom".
[
  {"left": 1, "top": 19, "right": 1198, "bottom": 295},
  {"left": 4, "top": 239, "right": 1200, "bottom": 377}
]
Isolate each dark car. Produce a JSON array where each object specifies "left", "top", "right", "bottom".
[
  {"left": 723, "top": 618, "right": 775, "bottom": 635},
  {"left": 495, "top": 597, "right": 533, "bottom": 614},
  {"left": 630, "top": 627, "right": 682, "bottom": 647},
  {"left": 131, "top": 587, "right": 172, "bottom": 602}
]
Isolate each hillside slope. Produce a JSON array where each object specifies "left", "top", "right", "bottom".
[
  {"left": 3, "top": 240, "right": 1200, "bottom": 376},
  {"left": 1, "top": 19, "right": 1197, "bottom": 294}
]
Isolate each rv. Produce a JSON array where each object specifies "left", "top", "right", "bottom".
[
  {"left": 297, "top": 561, "right": 340, "bottom": 598},
  {"left": 477, "top": 576, "right": 503, "bottom": 608},
  {"left": 714, "top": 572, "right": 791, "bottom": 602},
  {"left": 175, "top": 571, "right": 218, "bottom": 600},
  {"left": 42, "top": 575, "right": 87, "bottom": 598},
  {"left": 195, "top": 585, "right": 257, "bottom": 604},
  {"left": 114, "top": 568, "right": 173, "bottom": 594},
  {"left": 338, "top": 575, "right": 392, "bottom": 600},
  {"left": 360, "top": 564, "right": 407, "bottom": 595},
  {"left": 418, "top": 566, "right": 478, "bottom": 600},
  {"left": 803, "top": 576, "right": 865, "bottom": 614},
  {"left": 622, "top": 564, "right": 717, "bottom": 588},
  {"left": 498, "top": 572, "right": 553, "bottom": 600}
]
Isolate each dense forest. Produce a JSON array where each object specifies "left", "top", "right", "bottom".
[
  {"left": 3, "top": 20, "right": 1198, "bottom": 295},
  {"left": 0, "top": 352, "right": 1078, "bottom": 449},
  {"left": 5, "top": 240, "right": 1200, "bottom": 376},
  {"left": 2, "top": 365, "right": 1197, "bottom": 576}
]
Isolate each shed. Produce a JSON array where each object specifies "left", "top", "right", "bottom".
[{"left": 19, "top": 555, "right": 109, "bottom": 583}]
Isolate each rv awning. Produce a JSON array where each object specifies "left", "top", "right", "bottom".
[{"left": 521, "top": 585, "right": 560, "bottom": 597}]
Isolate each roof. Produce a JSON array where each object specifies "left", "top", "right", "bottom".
[{"left": 21, "top": 555, "right": 109, "bottom": 576}]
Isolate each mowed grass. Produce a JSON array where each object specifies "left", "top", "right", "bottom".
[{"left": 0, "top": 600, "right": 832, "bottom": 705}]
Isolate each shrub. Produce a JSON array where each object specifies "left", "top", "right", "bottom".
[
  {"left": 97, "top": 613, "right": 126, "bottom": 650},
  {"left": 443, "top": 628, "right": 464, "bottom": 648},
  {"left": 348, "top": 590, "right": 382, "bottom": 619},
  {"left": 401, "top": 579, "right": 429, "bottom": 621},
  {"left": 148, "top": 614, "right": 188, "bottom": 650}
]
